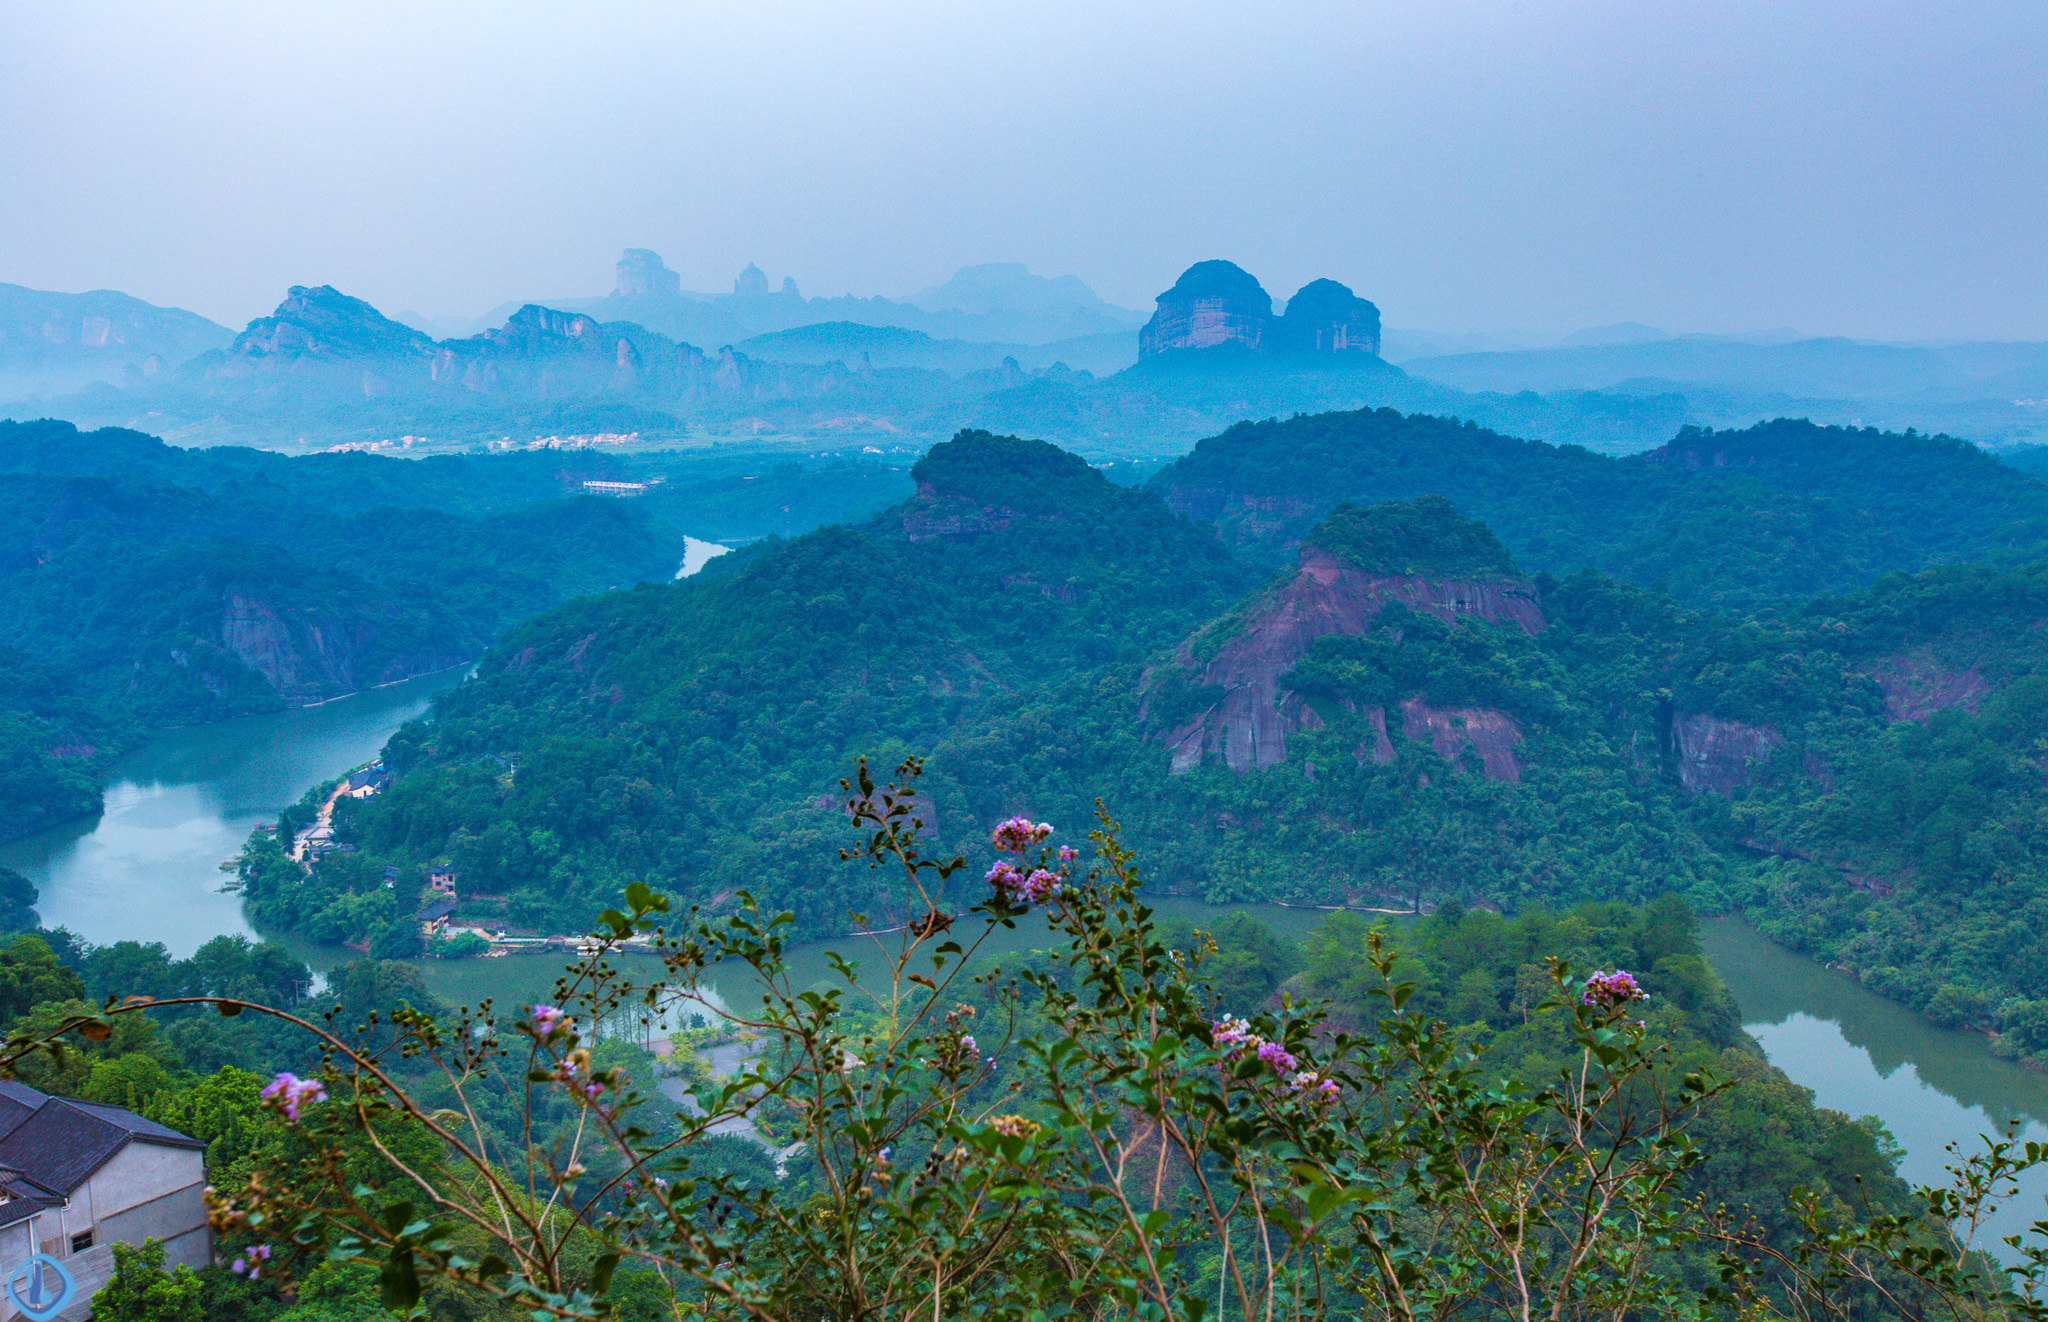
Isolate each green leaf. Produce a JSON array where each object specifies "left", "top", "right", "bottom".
[
  {"left": 380, "top": 1250, "right": 421, "bottom": 1310},
  {"left": 380, "top": 1200, "right": 416, "bottom": 1236}
]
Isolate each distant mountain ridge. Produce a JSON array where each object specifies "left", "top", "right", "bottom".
[
  {"left": 0, "top": 283, "right": 233, "bottom": 397},
  {"left": 1402, "top": 334, "right": 2048, "bottom": 423},
  {"left": 450, "top": 251, "right": 1145, "bottom": 348}
]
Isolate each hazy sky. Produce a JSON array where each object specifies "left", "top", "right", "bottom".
[{"left": 4, "top": 0, "right": 2044, "bottom": 340}]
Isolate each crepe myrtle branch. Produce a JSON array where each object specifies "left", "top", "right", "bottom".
[{"left": 9, "top": 753, "right": 2048, "bottom": 1320}]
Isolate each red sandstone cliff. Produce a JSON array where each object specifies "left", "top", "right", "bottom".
[{"left": 1156, "top": 544, "right": 1541, "bottom": 777}]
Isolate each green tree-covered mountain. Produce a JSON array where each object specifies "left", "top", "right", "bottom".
[
  {"left": 276, "top": 418, "right": 2048, "bottom": 1068},
  {"left": 1150, "top": 410, "right": 2048, "bottom": 604}
]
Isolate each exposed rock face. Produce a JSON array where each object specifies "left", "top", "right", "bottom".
[
  {"left": 218, "top": 593, "right": 360, "bottom": 701},
  {"left": 215, "top": 591, "right": 471, "bottom": 705},
  {"left": 0, "top": 283, "right": 233, "bottom": 394},
  {"left": 1401, "top": 700, "right": 1525, "bottom": 782},
  {"left": 1160, "top": 543, "right": 1542, "bottom": 774},
  {"left": 1138, "top": 263, "right": 1385, "bottom": 360},
  {"left": 615, "top": 249, "right": 682, "bottom": 298},
  {"left": 734, "top": 263, "right": 771, "bottom": 298},
  {"left": 900, "top": 479, "right": 1027, "bottom": 542},
  {"left": 1139, "top": 261, "right": 1273, "bottom": 356},
  {"left": 224, "top": 286, "right": 436, "bottom": 375},
  {"left": 1274, "top": 279, "right": 1381, "bottom": 356},
  {"left": 1672, "top": 713, "right": 1783, "bottom": 794},
  {"left": 1860, "top": 651, "right": 1991, "bottom": 722}
]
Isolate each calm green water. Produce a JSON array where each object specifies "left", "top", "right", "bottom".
[
  {"left": 21, "top": 669, "right": 2048, "bottom": 1256},
  {"left": 1702, "top": 918, "right": 2048, "bottom": 1256},
  {"left": 0, "top": 667, "right": 467, "bottom": 957}
]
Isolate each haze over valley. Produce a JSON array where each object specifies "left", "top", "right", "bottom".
[{"left": 7, "top": 4, "right": 2048, "bottom": 1317}]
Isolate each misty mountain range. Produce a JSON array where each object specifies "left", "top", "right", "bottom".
[{"left": 4, "top": 250, "right": 2046, "bottom": 455}]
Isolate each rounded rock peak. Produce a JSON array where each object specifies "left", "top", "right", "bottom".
[
  {"left": 1284, "top": 278, "right": 1362, "bottom": 314},
  {"left": 1159, "top": 260, "right": 1272, "bottom": 308}
]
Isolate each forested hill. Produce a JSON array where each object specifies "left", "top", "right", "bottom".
[
  {"left": 0, "top": 419, "right": 701, "bottom": 847},
  {"left": 1149, "top": 410, "right": 2048, "bottom": 605},
  {"left": 282, "top": 425, "right": 2048, "bottom": 1065},
  {"left": 264, "top": 430, "right": 1258, "bottom": 945}
]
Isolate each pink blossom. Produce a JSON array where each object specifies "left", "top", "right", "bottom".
[
  {"left": 530, "top": 1004, "right": 568, "bottom": 1036},
  {"left": 987, "top": 859, "right": 1062, "bottom": 906},
  {"left": 1211, "top": 1015, "right": 1255, "bottom": 1049},
  {"left": 1582, "top": 970, "right": 1648, "bottom": 1011},
  {"left": 990, "top": 817, "right": 1054, "bottom": 852},
  {"left": 1292, "top": 1071, "right": 1341, "bottom": 1101},
  {"left": 260, "top": 1072, "right": 326, "bottom": 1121},
  {"left": 1255, "top": 1040, "right": 1299, "bottom": 1073},
  {"left": 1056, "top": 845, "right": 1079, "bottom": 862}
]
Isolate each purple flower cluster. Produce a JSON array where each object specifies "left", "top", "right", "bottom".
[
  {"left": 985, "top": 860, "right": 1064, "bottom": 904},
  {"left": 530, "top": 1004, "right": 570, "bottom": 1037},
  {"left": 959, "top": 1035, "right": 978, "bottom": 1058},
  {"left": 1212, "top": 1015, "right": 1299, "bottom": 1073},
  {"left": 229, "top": 1244, "right": 271, "bottom": 1278},
  {"left": 261, "top": 1072, "right": 326, "bottom": 1121},
  {"left": 1582, "top": 970, "right": 1648, "bottom": 1011},
  {"left": 1291, "top": 1071, "right": 1341, "bottom": 1101},
  {"left": 991, "top": 816, "right": 1054, "bottom": 852}
]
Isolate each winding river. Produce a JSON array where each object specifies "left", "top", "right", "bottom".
[{"left": 7, "top": 644, "right": 2048, "bottom": 1247}]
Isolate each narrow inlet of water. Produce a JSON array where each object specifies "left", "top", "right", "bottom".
[{"left": 1703, "top": 919, "right": 2048, "bottom": 1258}]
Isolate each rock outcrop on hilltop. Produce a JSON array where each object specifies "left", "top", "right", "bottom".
[
  {"left": 615, "top": 249, "right": 682, "bottom": 298},
  {"left": 226, "top": 286, "right": 436, "bottom": 372},
  {"left": 1138, "top": 262, "right": 1384, "bottom": 360},
  {"left": 1274, "top": 279, "right": 1382, "bottom": 356},
  {"left": 1139, "top": 261, "right": 1275, "bottom": 356},
  {"left": 1154, "top": 497, "right": 1541, "bottom": 777}
]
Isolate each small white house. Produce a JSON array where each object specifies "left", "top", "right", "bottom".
[{"left": 0, "top": 1080, "right": 209, "bottom": 1320}]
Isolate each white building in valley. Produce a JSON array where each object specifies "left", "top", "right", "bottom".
[{"left": 0, "top": 1080, "right": 209, "bottom": 1320}]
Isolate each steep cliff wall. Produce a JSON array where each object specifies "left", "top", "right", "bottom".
[
  {"left": 1139, "top": 261, "right": 1274, "bottom": 356},
  {"left": 1160, "top": 544, "right": 1540, "bottom": 775},
  {"left": 215, "top": 591, "right": 474, "bottom": 705},
  {"left": 1672, "top": 713, "right": 1783, "bottom": 794},
  {"left": 1273, "top": 279, "right": 1382, "bottom": 357}
]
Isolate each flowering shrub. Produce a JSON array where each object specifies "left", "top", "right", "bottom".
[
  {"left": 19, "top": 754, "right": 2048, "bottom": 1321},
  {"left": 258, "top": 1071, "right": 325, "bottom": 1121},
  {"left": 1582, "top": 968, "right": 1648, "bottom": 1011}
]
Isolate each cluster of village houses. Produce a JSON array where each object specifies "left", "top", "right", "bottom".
[
  {"left": 287, "top": 763, "right": 604, "bottom": 955},
  {"left": 0, "top": 754, "right": 664, "bottom": 1314}
]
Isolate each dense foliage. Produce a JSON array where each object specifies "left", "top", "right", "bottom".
[
  {"left": 247, "top": 421, "right": 2048, "bottom": 1060},
  {"left": 241, "top": 430, "right": 1256, "bottom": 942},
  {"left": 45, "top": 776, "right": 2043, "bottom": 1321},
  {"left": 0, "top": 420, "right": 912, "bottom": 840},
  {"left": 1149, "top": 410, "right": 2048, "bottom": 606}
]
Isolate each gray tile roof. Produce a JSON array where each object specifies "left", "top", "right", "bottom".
[
  {"left": 0, "top": 1080, "right": 42, "bottom": 1141},
  {"left": 0, "top": 1168, "right": 62, "bottom": 1229},
  {"left": 0, "top": 1081, "right": 202, "bottom": 1197}
]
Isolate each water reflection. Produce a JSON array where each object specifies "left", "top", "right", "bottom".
[
  {"left": 1703, "top": 919, "right": 2048, "bottom": 1256},
  {"left": 0, "top": 667, "right": 468, "bottom": 957},
  {"left": 676, "top": 536, "right": 731, "bottom": 578}
]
